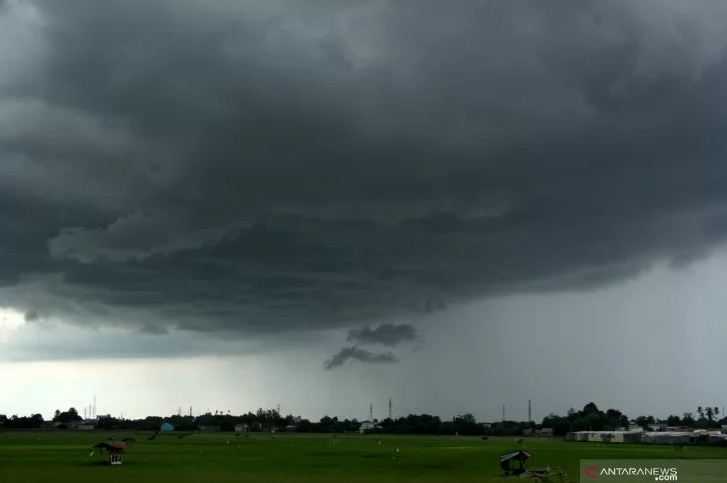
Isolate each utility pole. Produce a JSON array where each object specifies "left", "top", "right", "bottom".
[
  {"left": 370, "top": 403, "right": 373, "bottom": 422},
  {"left": 502, "top": 404, "right": 506, "bottom": 422},
  {"left": 528, "top": 400, "right": 532, "bottom": 423},
  {"left": 388, "top": 398, "right": 392, "bottom": 420}
]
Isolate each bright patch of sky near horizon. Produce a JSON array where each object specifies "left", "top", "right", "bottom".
[{"left": 0, "top": 308, "right": 24, "bottom": 343}]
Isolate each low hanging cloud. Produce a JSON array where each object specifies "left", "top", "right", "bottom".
[
  {"left": 323, "top": 346, "right": 398, "bottom": 370},
  {"left": 23, "top": 311, "right": 39, "bottom": 322},
  {"left": 347, "top": 323, "right": 417, "bottom": 347},
  {"left": 47, "top": 212, "right": 246, "bottom": 263}
]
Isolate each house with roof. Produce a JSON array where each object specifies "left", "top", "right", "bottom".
[
  {"left": 500, "top": 450, "right": 530, "bottom": 476},
  {"left": 359, "top": 421, "right": 382, "bottom": 434}
]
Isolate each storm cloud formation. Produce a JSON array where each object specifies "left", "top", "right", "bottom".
[
  {"left": 347, "top": 324, "right": 416, "bottom": 347},
  {"left": 324, "top": 346, "right": 398, "bottom": 370},
  {"left": 3, "top": 0, "right": 727, "bottom": 353}
]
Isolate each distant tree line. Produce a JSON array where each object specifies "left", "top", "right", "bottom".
[
  {"left": 52, "top": 407, "right": 83, "bottom": 427},
  {"left": 92, "top": 411, "right": 489, "bottom": 435},
  {"left": 541, "top": 403, "right": 629, "bottom": 435},
  {"left": 0, "top": 407, "right": 512, "bottom": 435},
  {"left": 0, "top": 413, "right": 44, "bottom": 429},
  {"left": 2, "top": 402, "right": 725, "bottom": 435},
  {"left": 639, "top": 405, "right": 722, "bottom": 430},
  {"left": 541, "top": 402, "right": 726, "bottom": 436}
]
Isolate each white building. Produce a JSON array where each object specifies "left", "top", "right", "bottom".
[
  {"left": 641, "top": 432, "right": 696, "bottom": 445},
  {"left": 359, "top": 421, "right": 382, "bottom": 434},
  {"left": 567, "top": 431, "right": 642, "bottom": 443}
]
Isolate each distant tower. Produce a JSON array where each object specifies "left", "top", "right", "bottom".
[
  {"left": 189, "top": 406, "right": 193, "bottom": 417},
  {"left": 528, "top": 400, "right": 532, "bottom": 423},
  {"left": 93, "top": 395, "right": 96, "bottom": 419},
  {"left": 369, "top": 403, "right": 373, "bottom": 422},
  {"left": 502, "top": 404, "right": 506, "bottom": 422},
  {"left": 388, "top": 398, "right": 392, "bottom": 420}
]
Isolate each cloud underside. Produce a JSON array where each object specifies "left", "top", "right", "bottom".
[
  {"left": 347, "top": 324, "right": 417, "bottom": 347},
  {"left": 324, "top": 347, "right": 398, "bottom": 370},
  {"left": 2, "top": 0, "right": 727, "bottom": 345}
]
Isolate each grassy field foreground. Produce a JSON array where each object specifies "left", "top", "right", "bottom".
[{"left": 1, "top": 431, "right": 726, "bottom": 483}]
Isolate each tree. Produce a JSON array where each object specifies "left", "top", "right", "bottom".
[
  {"left": 456, "top": 413, "right": 476, "bottom": 425},
  {"left": 582, "top": 402, "right": 600, "bottom": 415},
  {"left": 666, "top": 415, "right": 681, "bottom": 426},
  {"left": 4, "top": 413, "right": 43, "bottom": 429},
  {"left": 451, "top": 413, "right": 481, "bottom": 435},
  {"left": 682, "top": 413, "right": 695, "bottom": 426},
  {"left": 635, "top": 416, "right": 655, "bottom": 429},
  {"left": 605, "top": 409, "right": 629, "bottom": 429},
  {"left": 541, "top": 413, "right": 570, "bottom": 436},
  {"left": 53, "top": 407, "right": 82, "bottom": 424}
]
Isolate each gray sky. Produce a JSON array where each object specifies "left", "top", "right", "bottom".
[{"left": 2, "top": 0, "right": 727, "bottom": 421}]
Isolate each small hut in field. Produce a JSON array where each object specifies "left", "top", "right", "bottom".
[
  {"left": 93, "top": 441, "right": 128, "bottom": 465},
  {"left": 499, "top": 450, "right": 531, "bottom": 476}
]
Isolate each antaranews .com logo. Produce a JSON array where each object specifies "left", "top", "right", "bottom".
[
  {"left": 580, "top": 459, "right": 727, "bottom": 483},
  {"left": 582, "top": 463, "right": 677, "bottom": 481}
]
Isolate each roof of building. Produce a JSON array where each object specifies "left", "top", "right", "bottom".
[
  {"left": 94, "top": 441, "right": 128, "bottom": 453},
  {"left": 644, "top": 431, "right": 694, "bottom": 436},
  {"left": 572, "top": 430, "right": 642, "bottom": 435},
  {"left": 499, "top": 450, "right": 530, "bottom": 463}
]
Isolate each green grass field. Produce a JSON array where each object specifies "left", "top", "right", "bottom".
[{"left": 1, "top": 431, "right": 726, "bottom": 483}]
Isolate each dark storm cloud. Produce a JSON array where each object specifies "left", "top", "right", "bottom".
[
  {"left": 3, "top": 0, "right": 727, "bottom": 349},
  {"left": 23, "top": 311, "right": 39, "bottom": 322},
  {"left": 324, "top": 346, "right": 398, "bottom": 370},
  {"left": 347, "top": 324, "right": 416, "bottom": 347}
]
